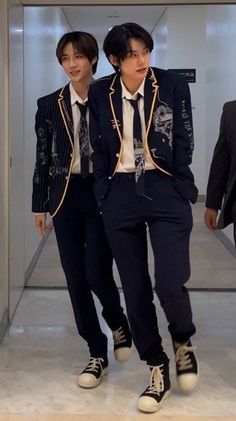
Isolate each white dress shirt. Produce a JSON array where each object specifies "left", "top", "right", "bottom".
[
  {"left": 70, "top": 82, "right": 93, "bottom": 174},
  {"left": 116, "top": 78, "right": 155, "bottom": 173}
]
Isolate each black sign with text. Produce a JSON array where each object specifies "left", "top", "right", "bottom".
[{"left": 168, "top": 69, "right": 196, "bottom": 83}]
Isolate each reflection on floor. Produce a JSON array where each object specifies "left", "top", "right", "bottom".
[
  {"left": 28, "top": 203, "right": 236, "bottom": 290},
  {"left": 0, "top": 289, "right": 236, "bottom": 420}
]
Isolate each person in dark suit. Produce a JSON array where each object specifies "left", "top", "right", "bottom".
[
  {"left": 32, "top": 31, "right": 132, "bottom": 389},
  {"left": 88, "top": 23, "right": 199, "bottom": 412},
  {"left": 205, "top": 101, "right": 236, "bottom": 245}
]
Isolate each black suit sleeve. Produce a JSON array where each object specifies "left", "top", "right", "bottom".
[
  {"left": 205, "top": 104, "right": 230, "bottom": 210},
  {"left": 172, "top": 75, "right": 198, "bottom": 203},
  {"left": 32, "top": 98, "right": 52, "bottom": 213},
  {"left": 88, "top": 84, "right": 110, "bottom": 203}
]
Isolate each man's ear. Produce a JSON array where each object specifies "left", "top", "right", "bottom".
[
  {"left": 109, "top": 54, "right": 119, "bottom": 66},
  {"left": 92, "top": 57, "right": 97, "bottom": 65}
]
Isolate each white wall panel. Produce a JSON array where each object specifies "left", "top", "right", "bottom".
[
  {"left": 166, "top": 6, "right": 207, "bottom": 195},
  {"left": 151, "top": 10, "right": 168, "bottom": 69},
  {"left": 8, "top": 0, "right": 24, "bottom": 317},
  {"left": 0, "top": 0, "right": 9, "bottom": 334}
]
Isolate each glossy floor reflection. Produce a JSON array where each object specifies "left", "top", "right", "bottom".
[{"left": 0, "top": 288, "right": 236, "bottom": 420}]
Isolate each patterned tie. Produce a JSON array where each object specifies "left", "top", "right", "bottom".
[
  {"left": 127, "top": 94, "right": 145, "bottom": 196},
  {"left": 76, "top": 101, "right": 89, "bottom": 178}
]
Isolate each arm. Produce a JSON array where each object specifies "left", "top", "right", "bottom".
[
  {"left": 35, "top": 213, "right": 53, "bottom": 237},
  {"left": 204, "top": 208, "right": 218, "bottom": 231},
  {"left": 88, "top": 85, "right": 110, "bottom": 203},
  {"left": 172, "top": 75, "right": 198, "bottom": 203},
  {"left": 205, "top": 105, "right": 230, "bottom": 211},
  {"left": 32, "top": 98, "right": 52, "bottom": 215}
]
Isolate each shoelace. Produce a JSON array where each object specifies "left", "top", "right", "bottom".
[
  {"left": 146, "top": 365, "right": 164, "bottom": 396},
  {"left": 112, "top": 327, "right": 126, "bottom": 345},
  {"left": 84, "top": 357, "right": 104, "bottom": 373},
  {"left": 175, "top": 343, "right": 196, "bottom": 371}
]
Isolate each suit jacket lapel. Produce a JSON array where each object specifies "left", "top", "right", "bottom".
[
  {"left": 109, "top": 69, "right": 158, "bottom": 143},
  {"left": 144, "top": 68, "right": 159, "bottom": 137},
  {"left": 58, "top": 84, "right": 74, "bottom": 148},
  {"left": 109, "top": 73, "right": 123, "bottom": 143}
]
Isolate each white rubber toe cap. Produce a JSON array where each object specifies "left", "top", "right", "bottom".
[
  {"left": 178, "top": 373, "right": 199, "bottom": 393},
  {"left": 114, "top": 346, "right": 132, "bottom": 363}
]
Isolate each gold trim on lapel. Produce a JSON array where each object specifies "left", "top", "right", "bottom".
[
  {"left": 109, "top": 74, "right": 124, "bottom": 175},
  {"left": 109, "top": 69, "right": 172, "bottom": 179},
  {"left": 144, "top": 68, "right": 172, "bottom": 177},
  {"left": 52, "top": 86, "right": 75, "bottom": 218},
  {"left": 58, "top": 86, "right": 74, "bottom": 149}
]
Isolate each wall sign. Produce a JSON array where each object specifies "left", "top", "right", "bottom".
[{"left": 168, "top": 69, "right": 196, "bottom": 83}]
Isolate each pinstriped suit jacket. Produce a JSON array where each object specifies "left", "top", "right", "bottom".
[{"left": 32, "top": 83, "right": 75, "bottom": 217}]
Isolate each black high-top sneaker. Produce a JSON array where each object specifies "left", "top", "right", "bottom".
[
  {"left": 78, "top": 357, "right": 108, "bottom": 388},
  {"left": 112, "top": 319, "right": 132, "bottom": 363},
  {"left": 173, "top": 340, "right": 199, "bottom": 393},
  {"left": 138, "top": 360, "right": 171, "bottom": 413}
]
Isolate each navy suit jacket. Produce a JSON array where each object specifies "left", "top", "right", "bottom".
[
  {"left": 32, "top": 84, "right": 75, "bottom": 217},
  {"left": 206, "top": 101, "right": 236, "bottom": 229},
  {"left": 88, "top": 67, "right": 198, "bottom": 204}
]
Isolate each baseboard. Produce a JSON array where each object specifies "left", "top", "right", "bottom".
[
  {"left": 25, "top": 229, "right": 51, "bottom": 285},
  {"left": 0, "top": 309, "right": 8, "bottom": 345},
  {"left": 215, "top": 230, "right": 236, "bottom": 258},
  {"left": 197, "top": 194, "right": 205, "bottom": 202}
]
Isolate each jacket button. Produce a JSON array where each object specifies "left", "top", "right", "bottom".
[
  {"left": 116, "top": 153, "right": 119, "bottom": 157},
  {"left": 70, "top": 153, "right": 73, "bottom": 157},
  {"left": 65, "top": 176, "right": 68, "bottom": 180}
]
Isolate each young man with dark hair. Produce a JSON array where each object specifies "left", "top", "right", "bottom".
[
  {"left": 88, "top": 23, "right": 199, "bottom": 412},
  {"left": 32, "top": 31, "right": 132, "bottom": 389}
]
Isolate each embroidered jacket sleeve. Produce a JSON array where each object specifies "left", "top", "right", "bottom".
[
  {"left": 32, "top": 98, "right": 52, "bottom": 213},
  {"left": 172, "top": 75, "right": 195, "bottom": 183}
]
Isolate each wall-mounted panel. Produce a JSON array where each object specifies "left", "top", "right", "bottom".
[
  {"left": 8, "top": 0, "right": 25, "bottom": 317},
  {"left": 0, "top": 0, "right": 9, "bottom": 337}
]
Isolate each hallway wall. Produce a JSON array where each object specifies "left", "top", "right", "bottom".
[
  {"left": 167, "top": 6, "right": 207, "bottom": 195},
  {"left": 151, "top": 8, "right": 167, "bottom": 69},
  {"left": 8, "top": 0, "right": 25, "bottom": 318},
  {"left": 0, "top": 0, "right": 9, "bottom": 335}
]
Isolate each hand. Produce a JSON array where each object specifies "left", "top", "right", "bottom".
[
  {"left": 35, "top": 213, "right": 53, "bottom": 237},
  {"left": 204, "top": 208, "right": 218, "bottom": 231}
]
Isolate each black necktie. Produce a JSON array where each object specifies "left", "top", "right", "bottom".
[
  {"left": 76, "top": 101, "right": 89, "bottom": 178},
  {"left": 127, "top": 94, "right": 145, "bottom": 196}
]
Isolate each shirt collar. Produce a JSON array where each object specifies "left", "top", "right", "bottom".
[
  {"left": 69, "top": 82, "right": 87, "bottom": 106},
  {"left": 121, "top": 77, "right": 145, "bottom": 100}
]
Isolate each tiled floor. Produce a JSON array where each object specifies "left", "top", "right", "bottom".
[
  {"left": 0, "top": 289, "right": 235, "bottom": 420},
  {"left": 0, "top": 203, "right": 236, "bottom": 420}
]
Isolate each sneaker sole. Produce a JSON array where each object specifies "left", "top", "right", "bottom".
[
  {"left": 138, "top": 389, "right": 171, "bottom": 413},
  {"left": 78, "top": 367, "right": 108, "bottom": 389}
]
